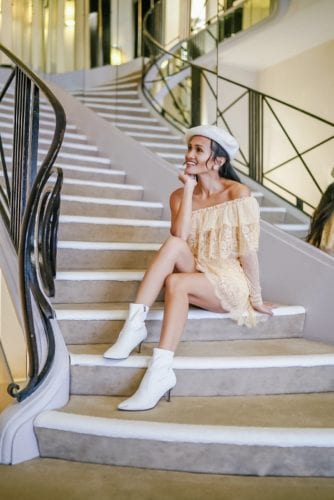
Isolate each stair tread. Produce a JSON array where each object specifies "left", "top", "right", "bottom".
[
  {"left": 68, "top": 337, "right": 334, "bottom": 361},
  {"left": 39, "top": 392, "right": 334, "bottom": 430}
]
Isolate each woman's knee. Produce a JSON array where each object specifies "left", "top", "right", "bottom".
[
  {"left": 165, "top": 273, "right": 187, "bottom": 294},
  {"left": 163, "top": 235, "right": 189, "bottom": 254}
]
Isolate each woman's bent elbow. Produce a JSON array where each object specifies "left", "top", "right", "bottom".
[{"left": 170, "top": 229, "right": 188, "bottom": 240}]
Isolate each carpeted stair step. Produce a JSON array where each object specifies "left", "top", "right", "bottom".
[
  {"left": 115, "top": 122, "right": 171, "bottom": 133},
  {"left": 57, "top": 241, "right": 160, "bottom": 270},
  {"left": 58, "top": 216, "right": 170, "bottom": 242},
  {"left": 126, "top": 131, "right": 184, "bottom": 143},
  {"left": 34, "top": 392, "right": 334, "bottom": 476},
  {"left": 67, "top": 337, "right": 334, "bottom": 397},
  {"left": 59, "top": 196, "right": 163, "bottom": 219},
  {"left": 60, "top": 165, "right": 126, "bottom": 184},
  {"left": 54, "top": 303, "right": 305, "bottom": 345},
  {"left": 100, "top": 112, "right": 161, "bottom": 125},
  {"left": 52, "top": 150, "right": 112, "bottom": 169},
  {"left": 85, "top": 102, "right": 152, "bottom": 117},
  {"left": 60, "top": 179, "right": 144, "bottom": 200},
  {"left": 54, "top": 270, "right": 150, "bottom": 303}
]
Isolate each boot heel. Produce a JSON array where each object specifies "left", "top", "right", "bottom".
[
  {"left": 165, "top": 388, "right": 172, "bottom": 402},
  {"left": 137, "top": 341, "right": 143, "bottom": 353}
]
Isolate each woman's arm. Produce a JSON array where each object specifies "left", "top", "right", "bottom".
[
  {"left": 240, "top": 251, "right": 273, "bottom": 315},
  {"left": 170, "top": 174, "right": 197, "bottom": 240}
]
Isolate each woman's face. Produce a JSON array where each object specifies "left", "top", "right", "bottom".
[{"left": 184, "top": 135, "right": 220, "bottom": 176}]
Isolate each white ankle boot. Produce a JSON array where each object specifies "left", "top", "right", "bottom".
[
  {"left": 103, "top": 303, "right": 149, "bottom": 359},
  {"left": 118, "top": 347, "right": 176, "bottom": 411}
]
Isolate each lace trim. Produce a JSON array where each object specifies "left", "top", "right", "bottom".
[{"left": 188, "top": 222, "right": 259, "bottom": 260}]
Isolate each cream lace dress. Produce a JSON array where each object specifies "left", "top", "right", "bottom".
[{"left": 187, "top": 196, "right": 262, "bottom": 327}]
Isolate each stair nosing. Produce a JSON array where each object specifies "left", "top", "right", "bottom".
[
  {"left": 69, "top": 352, "right": 334, "bottom": 370},
  {"left": 34, "top": 410, "right": 334, "bottom": 448},
  {"left": 59, "top": 215, "right": 170, "bottom": 227},
  {"left": 55, "top": 305, "right": 305, "bottom": 321}
]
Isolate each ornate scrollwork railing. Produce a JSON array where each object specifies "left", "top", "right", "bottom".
[{"left": 0, "top": 45, "right": 66, "bottom": 402}]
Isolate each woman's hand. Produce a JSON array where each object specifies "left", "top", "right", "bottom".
[
  {"left": 178, "top": 172, "right": 197, "bottom": 188},
  {"left": 252, "top": 302, "right": 274, "bottom": 316}
]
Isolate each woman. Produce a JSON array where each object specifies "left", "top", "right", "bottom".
[
  {"left": 306, "top": 181, "right": 334, "bottom": 256},
  {"left": 104, "top": 125, "right": 273, "bottom": 411}
]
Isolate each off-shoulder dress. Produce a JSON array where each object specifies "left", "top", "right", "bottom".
[{"left": 187, "top": 195, "right": 262, "bottom": 327}]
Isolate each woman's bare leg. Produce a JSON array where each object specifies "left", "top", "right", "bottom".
[
  {"left": 159, "top": 273, "right": 225, "bottom": 352},
  {"left": 135, "top": 236, "right": 196, "bottom": 306}
]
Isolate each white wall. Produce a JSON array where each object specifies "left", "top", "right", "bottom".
[{"left": 258, "top": 39, "right": 334, "bottom": 122}]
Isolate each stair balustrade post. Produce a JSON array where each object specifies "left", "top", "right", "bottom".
[
  {"left": 191, "top": 66, "right": 202, "bottom": 127},
  {"left": 248, "top": 90, "right": 263, "bottom": 183}
]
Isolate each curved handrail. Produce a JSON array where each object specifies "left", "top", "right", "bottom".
[
  {"left": 142, "top": 1, "right": 334, "bottom": 214},
  {"left": 0, "top": 44, "right": 66, "bottom": 402}
]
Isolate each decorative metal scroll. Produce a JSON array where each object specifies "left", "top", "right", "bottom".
[{"left": 0, "top": 45, "right": 66, "bottom": 402}]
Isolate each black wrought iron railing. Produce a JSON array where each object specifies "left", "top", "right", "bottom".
[
  {"left": 0, "top": 45, "right": 66, "bottom": 402},
  {"left": 142, "top": 1, "right": 334, "bottom": 215}
]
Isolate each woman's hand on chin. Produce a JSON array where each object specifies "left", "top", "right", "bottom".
[{"left": 178, "top": 172, "right": 197, "bottom": 187}]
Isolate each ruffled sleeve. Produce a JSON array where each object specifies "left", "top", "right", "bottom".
[
  {"left": 188, "top": 196, "right": 261, "bottom": 260},
  {"left": 236, "top": 196, "right": 260, "bottom": 256}
]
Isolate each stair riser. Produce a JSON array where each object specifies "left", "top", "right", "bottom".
[
  {"left": 56, "top": 156, "right": 111, "bottom": 168},
  {"left": 128, "top": 134, "right": 184, "bottom": 145},
  {"left": 2, "top": 137, "right": 91, "bottom": 151},
  {"left": 104, "top": 115, "right": 159, "bottom": 126},
  {"left": 0, "top": 146, "right": 111, "bottom": 168},
  {"left": 58, "top": 224, "right": 169, "bottom": 243},
  {"left": 54, "top": 280, "right": 162, "bottom": 303},
  {"left": 161, "top": 157, "right": 182, "bottom": 167},
  {"left": 1, "top": 120, "right": 77, "bottom": 137},
  {"left": 146, "top": 145, "right": 186, "bottom": 155},
  {"left": 87, "top": 105, "right": 151, "bottom": 118},
  {"left": 61, "top": 169, "right": 125, "bottom": 184},
  {"left": 61, "top": 183, "right": 143, "bottom": 201},
  {"left": 116, "top": 123, "right": 168, "bottom": 133},
  {"left": 35, "top": 428, "right": 334, "bottom": 477},
  {"left": 60, "top": 201, "right": 162, "bottom": 219},
  {"left": 70, "top": 365, "right": 334, "bottom": 397},
  {"left": 57, "top": 248, "right": 157, "bottom": 270},
  {"left": 284, "top": 229, "right": 308, "bottom": 239},
  {"left": 60, "top": 314, "right": 305, "bottom": 345},
  {"left": 260, "top": 212, "right": 286, "bottom": 224},
  {"left": 78, "top": 91, "right": 138, "bottom": 98}
]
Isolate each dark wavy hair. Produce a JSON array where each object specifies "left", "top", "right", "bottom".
[
  {"left": 208, "top": 139, "right": 241, "bottom": 183},
  {"left": 306, "top": 182, "right": 334, "bottom": 247}
]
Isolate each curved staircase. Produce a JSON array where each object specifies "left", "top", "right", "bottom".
[{"left": 1, "top": 71, "right": 328, "bottom": 477}]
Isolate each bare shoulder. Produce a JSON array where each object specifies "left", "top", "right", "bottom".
[
  {"left": 230, "top": 182, "right": 251, "bottom": 200},
  {"left": 169, "top": 187, "right": 184, "bottom": 209}
]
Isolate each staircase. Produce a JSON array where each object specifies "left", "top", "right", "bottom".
[
  {"left": 72, "top": 72, "right": 310, "bottom": 240},
  {"left": 2, "top": 72, "right": 334, "bottom": 476}
]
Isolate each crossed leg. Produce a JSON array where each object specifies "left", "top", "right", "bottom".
[{"left": 134, "top": 235, "right": 226, "bottom": 352}]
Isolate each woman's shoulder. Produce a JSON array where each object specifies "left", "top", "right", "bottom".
[
  {"left": 229, "top": 182, "right": 251, "bottom": 201},
  {"left": 169, "top": 187, "right": 184, "bottom": 209}
]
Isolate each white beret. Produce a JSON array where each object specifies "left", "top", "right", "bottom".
[{"left": 185, "top": 125, "right": 239, "bottom": 160}]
